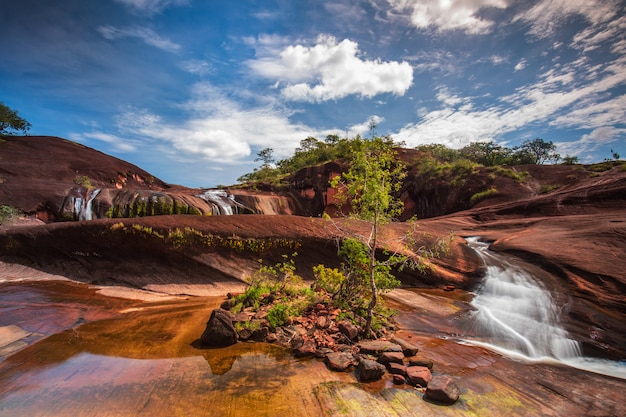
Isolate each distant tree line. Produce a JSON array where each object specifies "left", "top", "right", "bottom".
[{"left": 238, "top": 135, "right": 564, "bottom": 184}]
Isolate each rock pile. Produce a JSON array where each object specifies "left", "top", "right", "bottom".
[{"left": 200, "top": 303, "right": 460, "bottom": 405}]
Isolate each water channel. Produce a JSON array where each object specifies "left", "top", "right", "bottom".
[{"left": 465, "top": 237, "right": 626, "bottom": 379}]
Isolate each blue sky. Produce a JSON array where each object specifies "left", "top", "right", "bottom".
[{"left": 1, "top": 0, "right": 624, "bottom": 188}]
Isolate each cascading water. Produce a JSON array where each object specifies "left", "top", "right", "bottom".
[
  {"left": 466, "top": 237, "right": 626, "bottom": 379},
  {"left": 467, "top": 237, "right": 581, "bottom": 360},
  {"left": 70, "top": 188, "right": 101, "bottom": 221},
  {"left": 195, "top": 190, "right": 242, "bottom": 215}
]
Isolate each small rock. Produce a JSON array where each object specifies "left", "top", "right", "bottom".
[
  {"left": 406, "top": 356, "right": 434, "bottom": 370},
  {"left": 387, "top": 362, "right": 406, "bottom": 376},
  {"left": 294, "top": 337, "right": 317, "bottom": 357},
  {"left": 392, "top": 374, "right": 407, "bottom": 385},
  {"left": 426, "top": 375, "right": 460, "bottom": 404},
  {"left": 338, "top": 320, "right": 359, "bottom": 340},
  {"left": 251, "top": 327, "right": 269, "bottom": 341},
  {"left": 406, "top": 366, "right": 433, "bottom": 387},
  {"left": 391, "top": 336, "right": 419, "bottom": 356},
  {"left": 316, "top": 315, "right": 329, "bottom": 329},
  {"left": 199, "top": 308, "right": 238, "bottom": 347},
  {"left": 356, "top": 358, "right": 386, "bottom": 382},
  {"left": 266, "top": 332, "right": 278, "bottom": 343},
  {"left": 326, "top": 352, "right": 357, "bottom": 372},
  {"left": 378, "top": 351, "right": 405, "bottom": 365},
  {"left": 357, "top": 340, "right": 402, "bottom": 355}
]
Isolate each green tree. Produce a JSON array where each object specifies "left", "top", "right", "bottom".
[
  {"left": 516, "top": 138, "right": 559, "bottom": 164},
  {"left": 0, "top": 102, "right": 31, "bottom": 135},
  {"left": 254, "top": 147, "right": 275, "bottom": 168},
  {"left": 330, "top": 136, "right": 437, "bottom": 336}
]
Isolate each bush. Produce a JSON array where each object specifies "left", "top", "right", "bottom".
[
  {"left": 470, "top": 187, "right": 499, "bottom": 204},
  {"left": 0, "top": 205, "right": 21, "bottom": 225}
]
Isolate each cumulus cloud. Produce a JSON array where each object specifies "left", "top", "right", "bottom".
[
  {"left": 113, "top": 0, "right": 188, "bottom": 15},
  {"left": 98, "top": 25, "right": 180, "bottom": 52},
  {"left": 513, "top": 0, "right": 619, "bottom": 38},
  {"left": 386, "top": 0, "right": 508, "bottom": 35},
  {"left": 248, "top": 35, "right": 413, "bottom": 102},
  {"left": 107, "top": 83, "right": 325, "bottom": 163}
]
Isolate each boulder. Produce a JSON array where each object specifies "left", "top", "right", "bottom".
[
  {"left": 391, "top": 336, "right": 419, "bottom": 356},
  {"left": 294, "top": 336, "right": 317, "bottom": 357},
  {"left": 357, "top": 340, "right": 402, "bottom": 355},
  {"left": 406, "top": 365, "right": 432, "bottom": 387},
  {"left": 426, "top": 375, "right": 460, "bottom": 404},
  {"left": 200, "top": 308, "right": 238, "bottom": 347},
  {"left": 338, "top": 320, "right": 359, "bottom": 340},
  {"left": 378, "top": 351, "right": 405, "bottom": 365},
  {"left": 325, "top": 352, "right": 357, "bottom": 372},
  {"left": 406, "top": 356, "right": 434, "bottom": 370},
  {"left": 356, "top": 358, "right": 386, "bottom": 382}
]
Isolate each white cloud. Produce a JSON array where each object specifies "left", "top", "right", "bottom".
[
  {"left": 108, "top": 83, "right": 324, "bottom": 163},
  {"left": 386, "top": 0, "right": 508, "bottom": 35},
  {"left": 555, "top": 126, "right": 624, "bottom": 159},
  {"left": 513, "top": 0, "right": 619, "bottom": 38},
  {"left": 514, "top": 58, "right": 526, "bottom": 71},
  {"left": 248, "top": 35, "right": 413, "bottom": 102},
  {"left": 113, "top": 0, "right": 188, "bottom": 15},
  {"left": 346, "top": 115, "right": 385, "bottom": 137},
  {"left": 181, "top": 59, "right": 214, "bottom": 76},
  {"left": 69, "top": 132, "right": 137, "bottom": 152},
  {"left": 97, "top": 25, "right": 180, "bottom": 53},
  {"left": 393, "top": 55, "right": 626, "bottom": 149}
]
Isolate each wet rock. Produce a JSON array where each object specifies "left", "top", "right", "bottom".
[
  {"left": 406, "top": 356, "right": 434, "bottom": 370},
  {"left": 357, "top": 340, "right": 402, "bottom": 355},
  {"left": 392, "top": 374, "right": 407, "bottom": 385},
  {"left": 388, "top": 362, "right": 406, "bottom": 376},
  {"left": 326, "top": 352, "right": 357, "bottom": 372},
  {"left": 250, "top": 326, "right": 269, "bottom": 342},
  {"left": 338, "top": 320, "right": 359, "bottom": 340},
  {"left": 406, "top": 365, "right": 433, "bottom": 387},
  {"left": 356, "top": 358, "right": 386, "bottom": 382},
  {"left": 391, "top": 336, "right": 419, "bottom": 356},
  {"left": 294, "top": 336, "right": 317, "bottom": 357},
  {"left": 425, "top": 375, "right": 460, "bottom": 404},
  {"left": 378, "top": 351, "right": 405, "bottom": 365},
  {"left": 200, "top": 308, "right": 238, "bottom": 347}
]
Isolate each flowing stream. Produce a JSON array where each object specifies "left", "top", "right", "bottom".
[{"left": 466, "top": 237, "right": 626, "bottom": 379}]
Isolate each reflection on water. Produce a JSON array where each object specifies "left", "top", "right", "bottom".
[
  {"left": 1, "top": 348, "right": 328, "bottom": 417},
  {"left": 0, "top": 281, "right": 342, "bottom": 417}
]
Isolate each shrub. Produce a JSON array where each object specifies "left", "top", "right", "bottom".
[
  {"left": 470, "top": 187, "right": 499, "bottom": 204},
  {"left": 266, "top": 303, "right": 291, "bottom": 328},
  {"left": 0, "top": 205, "right": 21, "bottom": 225}
]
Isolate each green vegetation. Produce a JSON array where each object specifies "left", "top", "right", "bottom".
[
  {"left": 470, "top": 187, "right": 499, "bottom": 204},
  {"left": 0, "top": 102, "right": 31, "bottom": 135},
  {"left": 109, "top": 223, "right": 301, "bottom": 253},
  {"left": 540, "top": 184, "right": 562, "bottom": 194},
  {"left": 0, "top": 205, "right": 21, "bottom": 225},
  {"left": 73, "top": 175, "right": 93, "bottom": 189}
]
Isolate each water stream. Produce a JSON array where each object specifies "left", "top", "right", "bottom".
[{"left": 466, "top": 237, "right": 626, "bottom": 379}]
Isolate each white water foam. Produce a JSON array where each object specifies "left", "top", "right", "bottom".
[{"left": 464, "top": 237, "right": 626, "bottom": 379}]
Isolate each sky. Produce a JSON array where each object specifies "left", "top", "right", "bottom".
[{"left": 1, "top": 0, "right": 625, "bottom": 188}]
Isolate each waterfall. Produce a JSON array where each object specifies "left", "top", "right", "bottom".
[
  {"left": 466, "top": 237, "right": 626, "bottom": 379},
  {"left": 70, "top": 188, "right": 101, "bottom": 221},
  {"left": 80, "top": 189, "right": 101, "bottom": 221},
  {"left": 195, "top": 190, "right": 241, "bottom": 215}
]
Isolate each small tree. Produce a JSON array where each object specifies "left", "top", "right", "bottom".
[
  {"left": 329, "top": 136, "right": 447, "bottom": 336},
  {"left": 0, "top": 102, "right": 31, "bottom": 135},
  {"left": 517, "top": 138, "right": 559, "bottom": 164}
]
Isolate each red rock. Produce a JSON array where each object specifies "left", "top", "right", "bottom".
[
  {"left": 406, "top": 366, "right": 432, "bottom": 387},
  {"left": 387, "top": 362, "right": 406, "bottom": 376},
  {"left": 426, "top": 375, "right": 460, "bottom": 404},
  {"left": 325, "top": 352, "right": 357, "bottom": 372},
  {"left": 378, "top": 351, "right": 405, "bottom": 365}
]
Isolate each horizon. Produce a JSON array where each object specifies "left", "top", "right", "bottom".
[{"left": 1, "top": 0, "right": 624, "bottom": 188}]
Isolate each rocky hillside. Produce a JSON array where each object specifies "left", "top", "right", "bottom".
[{"left": 1, "top": 135, "right": 625, "bottom": 359}]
